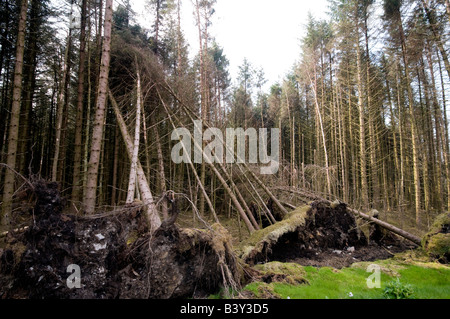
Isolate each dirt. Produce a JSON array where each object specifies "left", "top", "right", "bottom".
[
  {"left": 280, "top": 244, "right": 410, "bottom": 269},
  {"left": 244, "top": 201, "right": 417, "bottom": 269},
  {"left": 0, "top": 179, "right": 239, "bottom": 299},
  {"left": 0, "top": 180, "right": 420, "bottom": 299}
]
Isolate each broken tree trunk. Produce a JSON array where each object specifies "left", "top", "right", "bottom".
[
  {"left": 160, "top": 81, "right": 289, "bottom": 220},
  {"left": 278, "top": 187, "right": 422, "bottom": 246},
  {"left": 156, "top": 88, "right": 254, "bottom": 231},
  {"left": 125, "top": 70, "right": 142, "bottom": 204},
  {"left": 155, "top": 89, "right": 219, "bottom": 224},
  {"left": 346, "top": 207, "right": 421, "bottom": 246},
  {"left": 109, "top": 89, "right": 162, "bottom": 232}
]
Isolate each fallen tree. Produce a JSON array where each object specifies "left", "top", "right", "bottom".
[
  {"left": 0, "top": 180, "right": 240, "bottom": 299},
  {"left": 346, "top": 206, "right": 421, "bottom": 246},
  {"left": 109, "top": 89, "right": 161, "bottom": 232},
  {"left": 276, "top": 187, "right": 422, "bottom": 246},
  {"left": 238, "top": 200, "right": 416, "bottom": 268},
  {"left": 238, "top": 201, "right": 368, "bottom": 265}
]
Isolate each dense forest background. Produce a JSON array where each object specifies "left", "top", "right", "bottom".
[{"left": 1, "top": 0, "right": 449, "bottom": 235}]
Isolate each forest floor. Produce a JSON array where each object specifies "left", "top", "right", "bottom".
[
  {"left": 0, "top": 182, "right": 448, "bottom": 299},
  {"left": 177, "top": 204, "right": 449, "bottom": 299}
]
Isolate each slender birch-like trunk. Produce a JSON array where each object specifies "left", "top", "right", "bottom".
[
  {"left": 109, "top": 90, "right": 161, "bottom": 231},
  {"left": 152, "top": 119, "right": 169, "bottom": 219},
  {"left": 126, "top": 71, "right": 142, "bottom": 204}
]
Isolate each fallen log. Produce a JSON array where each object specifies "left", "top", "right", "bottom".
[
  {"left": 346, "top": 207, "right": 421, "bottom": 246},
  {"left": 279, "top": 200, "right": 296, "bottom": 210},
  {"left": 276, "top": 187, "right": 422, "bottom": 246}
]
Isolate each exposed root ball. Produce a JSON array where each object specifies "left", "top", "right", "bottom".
[
  {"left": 122, "top": 223, "right": 240, "bottom": 298},
  {"left": 239, "top": 201, "right": 368, "bottom": 265},
  {"left": 0, "top": 180, "right": 240, "bottom": 299}
]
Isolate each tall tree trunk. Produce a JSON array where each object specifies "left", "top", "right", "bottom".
[
  {"left": 83, "top": 0, "right": 113, "bottom": 214},
  {"left": 395, "top": 64, "right": 405, "bottom": 222},
  {"left": 424, "top": 48, "right": 443, "bottom": 211},
  {"left": 310, "top": 68, "right": 331, "bottom": 196},
  {"left": 83, "top": 27, "right": 93, "bottom": 198},
  {"left": 1, "top": 0, "right": 28, "bottom": 227},
  {"left": 337, "top": 83, "right": 348, "bottom": 202},
  {"left": 416, "top": 64, "right": 431, "bottom": 214},
  {"left": 111, "top": 125, "right": 119, "bottom": 205},
  {"left": 195, "top": 0, "right": 208, "bottom": 217},
  {"left": 72, "top": 0, "right": 88, "bottom": 203},
  {"left": 385, "top": 62, "right": 400, "bottom": 207},
  {"left": 18, "top": 0, "right": 40, "bottom": 175},
  {"left": 356, "top": 34, "right": 369, "bottom": 209},
  {"left": 109, "top": 90, "right": 162, "bottom": 231},
  {"left": 126, "top": 70, "right": 142, "bottom": 204},
  {"left": 420, "top": 0, "right": 450, "bottom": 78},
  {"left": 437, "top": 48, "right": 450, "bottom": 210},
  {"left": 398, "top": 15, "right": 421, "bottom": 225},
  {"left": 364, "top": 13, "right": 379, "bottom": 208},
  {"left": 52, "top": 1, "right": 74, "bottom": 182},
  {"left": 152, "top": 118, "right": 169, "bottom": 219}
]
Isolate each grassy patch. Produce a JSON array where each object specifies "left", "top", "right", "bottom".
[{"left": 242, "top": 257, "right": 450, "bottom": 299}]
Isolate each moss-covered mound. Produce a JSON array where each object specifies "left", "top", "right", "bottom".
[
  {"left": 252, "top": 261, "right": 308, "bottom": 285},
  {"left": 238, "top": 201, "right": 367, "bottom": 265},
  {"left": 422, "top": 213, "right": 450, "bottom": 263}
]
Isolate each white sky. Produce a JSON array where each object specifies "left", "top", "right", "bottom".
[{"left": 132, "top": 0, "right": 330, "bottom": 90}]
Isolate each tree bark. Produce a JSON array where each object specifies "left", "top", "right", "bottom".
[
  {"left": 18, "top": 0, "right": 40, "bottom": 175},
  {"left": 109, "top": 90, "right": 162, "bottom": 231},
  {"left": 52, "top": 1, "right": 74, "bottom": 182},
  {"left": 309, "top": 66, "right": 332, "bottom": 197},
  {"left": 152, "top": 118, "right": 169, "bottom": 219},
  {"left": 126, "top": 70, "right": 142, "bottom": 204},
  {"left": 83, "top": 0, "right": 113, "bottom": 214},
  {"left": 356, "top": 31, "right": 369, "bottom": 210},
  {"left": 72, "top": 0, "right": 88, "bottom": 203},
  {"left": 1, "top": 0, "right": 29, "bottom": 226},
  {"left": 194, "top": 0, "right": 208, "bottom": 217},
  {"left": 398, "top": 16, "right": 421, "bottom": 225}
]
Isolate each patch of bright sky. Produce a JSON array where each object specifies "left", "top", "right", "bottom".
[
  {"left": 132, "top": 0, "right": 330, "bottom": 91},
  {"left": 207, "top": 0, "right": 330, "bottom": 89}
]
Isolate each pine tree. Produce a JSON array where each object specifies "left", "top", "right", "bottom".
[
  {"left": 1, "top": 0, "right": 29, "bottom": 227},
  {"left": 83, "top": 0, "right": 113, "bottom": 214}
]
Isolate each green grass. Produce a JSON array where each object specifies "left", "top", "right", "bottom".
[{"left": 243, "top": 259, "right": 450, "bottom": 299}]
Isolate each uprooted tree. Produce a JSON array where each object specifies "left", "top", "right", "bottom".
[{"left": 1, "top": 0, "right": 449, "bottom": 299}]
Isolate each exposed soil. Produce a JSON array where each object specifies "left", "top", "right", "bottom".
[
  {"left": 244, "top": 201, "right": 417, "bottom": 269},
  {"left": 0, "top": 180, "right": 239, "bottom": 299},
  {"left": 0, "top": 180, "right": 420, "bottom": 299},
  {"left": 279, "top": 243, "right": 412, "bottom": 269}
]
